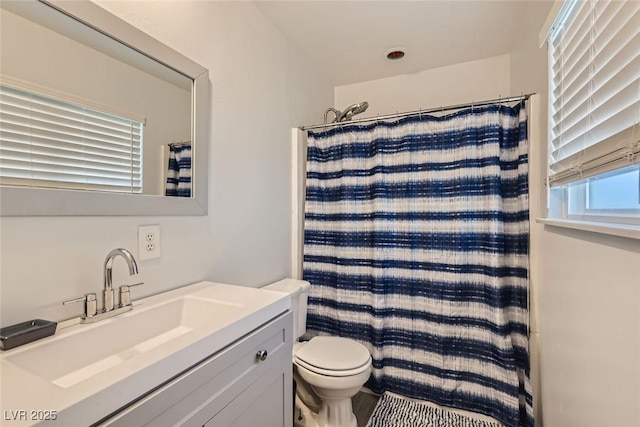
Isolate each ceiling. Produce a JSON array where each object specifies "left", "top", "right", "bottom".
[{"left": 254, "top": 1, "right": 548, "bottom": 87}]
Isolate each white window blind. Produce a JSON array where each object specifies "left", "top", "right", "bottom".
[
  {"left": 0, "top": 84, "right": 143, "bottom": 193},
  {"left": 549, "top": 0, "right": 640, "bottom": 186}
]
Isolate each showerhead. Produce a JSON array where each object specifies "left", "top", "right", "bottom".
[
  {"left": 346, "top": 101, "right": 369, "bottom": 116},
  {"left": 323, "top": 101, "right": 370, "bottom": 124},
  {"left": 337, "top": 101, "right": 369, "bottom": 122}
]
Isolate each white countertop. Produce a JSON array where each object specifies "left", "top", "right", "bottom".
[{"left": 0, "top": 282, "right": 290, "bottom": 426}]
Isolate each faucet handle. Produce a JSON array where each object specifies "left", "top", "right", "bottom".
[
  {"left": 63, "top": 293, "right": 98, "bottom": 318},
  {"left": 119, "top": 282, "right": 144, "bottom": 307}
]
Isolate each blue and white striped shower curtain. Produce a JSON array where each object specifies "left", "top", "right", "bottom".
[
  {"left": 165, "top": 142, "right": 191, "bottom": 197},
  {"left": 303, "top": 103, "right": 531, "bottom": 427}
]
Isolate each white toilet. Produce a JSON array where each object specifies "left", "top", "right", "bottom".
[{"left": 264, "top": 279, "right": 372, "bottom": 427}]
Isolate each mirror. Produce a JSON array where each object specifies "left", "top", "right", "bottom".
[{"left": 0, "top": 0, "right": 209, "bottom": 215}]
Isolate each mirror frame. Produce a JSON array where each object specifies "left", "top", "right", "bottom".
[{"left": 0, "top": 0, "right": 209, "bottom": 216}]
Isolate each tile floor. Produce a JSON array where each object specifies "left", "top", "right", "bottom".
[{"left": 352, "top": 391, "right": 380, "bottom": 427}]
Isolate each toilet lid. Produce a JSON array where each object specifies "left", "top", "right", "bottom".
[{"left": 294, "top": 336, "right": 371, "bottom": 372}]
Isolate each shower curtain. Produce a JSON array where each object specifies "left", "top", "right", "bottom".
[
  {"left": 303, "top": 103, "right": 532, "bottom": 427},
  {"left": 165, "top": 142, "right": 191, "bottom": 197}
]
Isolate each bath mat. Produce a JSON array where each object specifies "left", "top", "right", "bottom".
[{"left": 365, "top": 393, "right": 504, "bottom": 427}]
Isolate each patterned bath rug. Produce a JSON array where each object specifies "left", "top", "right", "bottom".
[{"left": 365, "top": 393, "right": 504, "bottom": 427}]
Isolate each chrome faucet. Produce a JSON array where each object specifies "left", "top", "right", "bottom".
[
  {"left": 103, "top": 248, "right": 139, "bottom": 312},
  {"left": 63, "top": 248, "right": 143, "bottom": 323}
]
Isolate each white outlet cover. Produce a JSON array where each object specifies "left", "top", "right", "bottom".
[{"left": 138, "top": 225, "right": 160, "bottom": 260}]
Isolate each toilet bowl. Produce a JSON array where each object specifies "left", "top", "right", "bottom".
[
  {"left": 263, "top": 279, "right": 372, "bottom": 427},
  {"left": 294, "top": 336, "right": 372, "bottom": 427}
]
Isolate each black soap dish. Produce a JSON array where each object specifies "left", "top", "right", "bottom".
[{"left": 0, "top": 319, "right": 57, "bottom": 351}]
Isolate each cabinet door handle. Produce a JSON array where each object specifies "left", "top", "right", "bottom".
[{"left": 256, "top": 350, "right": 268, "bottom": 361}]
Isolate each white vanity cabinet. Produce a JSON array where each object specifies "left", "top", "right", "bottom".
[{"left": 98, "top": 312, "right": 293, "bottom": 427}]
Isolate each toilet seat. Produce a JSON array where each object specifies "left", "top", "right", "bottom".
[
  {"left": 294, "top": 336, "right": 371, "bottom": 377},
  {"left": 295, "top": 356, "right": 371, "bottom": 377}
]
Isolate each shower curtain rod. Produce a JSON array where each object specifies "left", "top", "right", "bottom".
[{"left": 299, "top": 93, "right": 534, "bottom": 131}]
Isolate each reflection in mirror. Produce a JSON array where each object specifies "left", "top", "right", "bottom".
[
  {"left": 1, "top": 1, "right": 191, "bottom": 196},
  {"left": 0, "top": 0, "right": 209, "bottom": 215}
]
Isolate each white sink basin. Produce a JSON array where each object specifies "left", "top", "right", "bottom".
[
  {"left": 0, "top": 281, "right": 291, "bottom": 427},
  {"left": 5, "top": 296, "right": 240, "bottom": 388}
]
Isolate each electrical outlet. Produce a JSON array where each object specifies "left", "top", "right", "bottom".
[{"left": 138, "top": 225, "right": 160, "bottom": 260}]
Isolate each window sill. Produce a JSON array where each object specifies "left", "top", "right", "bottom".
[{"left": 536, "top": 218, "right": 640, "bottom": 240}]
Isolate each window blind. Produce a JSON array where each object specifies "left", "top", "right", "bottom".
[
  {"left": 549, "top": 0, "right": 640, "bottom": 186},
  {"left": 0, "top": 84, "right": 143, "bottom": 193}
]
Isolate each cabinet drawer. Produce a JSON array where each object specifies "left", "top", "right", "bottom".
[
  {"left": 99, "top": 312, "right": 292, "bottom": 427},
  {"left": 204, "top": 365, "right": 287, "bottom": 427}
]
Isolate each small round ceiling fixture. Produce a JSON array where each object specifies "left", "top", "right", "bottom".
[{"left": 385, "top": 48, "right": 406, "bottom": 60}]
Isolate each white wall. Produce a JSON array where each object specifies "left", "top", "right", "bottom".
[
  {"left": 0, "top": 1, "right": 334, "bottom": 326},
  {"left": 509, "top": 2, "right": 640, "bottom": 427},
  {"left": 335, "top": 54, "right": 510, "bottom": 116},
  {"left": 538, "top": 230, "right": 640, "bottom": 426}
]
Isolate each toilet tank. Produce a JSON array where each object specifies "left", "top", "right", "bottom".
[{"left": 262, "top": 279, "right": 310, "bottom": 340}]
